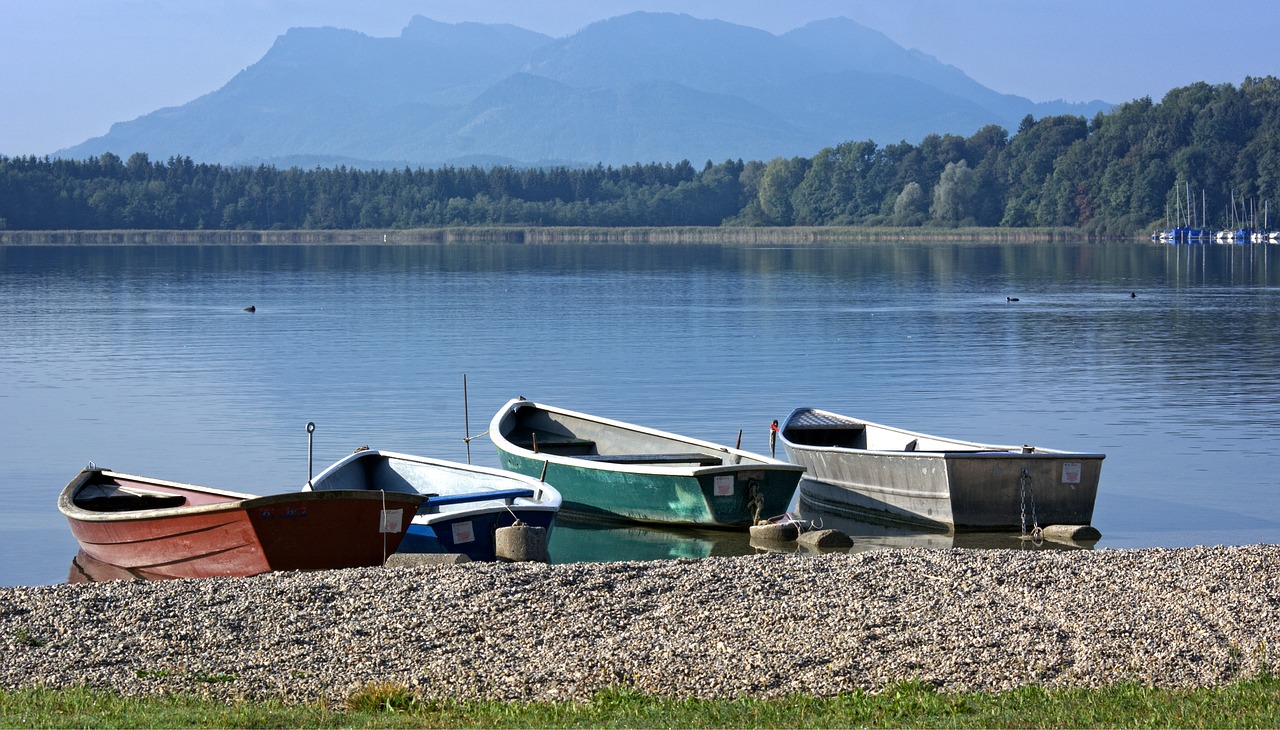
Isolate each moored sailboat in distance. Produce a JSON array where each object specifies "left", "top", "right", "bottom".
[
  {"left": 1155, "top": 182, "right": 1210, "bottom": 243},
  {"left": 1201, "top": 191, "right": 1277, "bottom": 244}
]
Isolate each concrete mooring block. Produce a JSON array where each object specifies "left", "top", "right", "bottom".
[
  {"left": 495, "top": 522, "right": 550, "bottom": 563},
  {"left": 1041, "top": 524, "right": 1102, "bottom": 543},
  {"left": 796, "top": 528, "right": 854, "bottom": 549},
  {"left": 749, "top": 521, "right": 800, "bottom": 542}
]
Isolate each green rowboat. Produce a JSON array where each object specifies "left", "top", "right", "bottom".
[{"left": 490, "top": 398, "right": 805, "bottom": 529}]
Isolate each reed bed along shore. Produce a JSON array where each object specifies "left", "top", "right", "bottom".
[
  {"left": 0, "top": 226, "right": 1100, "bottom": 246},
  {"left": 2, "top": 546, "right": 1277, "bottom": 706}
]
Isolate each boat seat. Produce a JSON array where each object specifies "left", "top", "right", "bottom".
[
  {"left": 512, "top": 431, "right": 597, "bottom": 456},
  {"left": 425, "top": 488, "right": 536, "bottom": 507},
  {"left": 75, "top": 493, "right": 188, "bottom": 512},
  {"left": 576, "top": 453, "right": 723, "bottom": 466}
]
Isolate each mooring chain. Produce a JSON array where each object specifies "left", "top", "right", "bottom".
[
  {"left": 748, "top": 481, "right": 764, "bottom": 524},
  {"left": 381, "top": 488, "right": 388, "bottom": 565},
  {"left": 1019, "top": 467, "right": 1043, "bottom": 543}
]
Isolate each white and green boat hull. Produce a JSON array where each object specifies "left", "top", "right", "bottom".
[{"left": 491, "top": 399, "right": 805, "bottom": 529}]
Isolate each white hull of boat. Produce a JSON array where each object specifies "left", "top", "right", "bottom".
[
  {"left": 305, "top": 449, "right": 560, "bottom": 559},
  {"left": 778, "top": 408, "right": 1104, "bottom": 530}
]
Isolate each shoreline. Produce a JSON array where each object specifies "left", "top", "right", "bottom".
[
  {"left": 0, "top": 226, "right": 1113, "bottom": 246},
  {"left": 3, "top": 545, "right": 1277, "bottom": 705}
]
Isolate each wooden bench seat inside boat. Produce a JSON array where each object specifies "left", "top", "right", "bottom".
[
  {"left": 576, "top": 453, "right": 724, "bottom": 466},
  {"left": 75, "top": 492, "right": 188, "bottom": 512},
  {"left": 512, "top": 430, "right": 597, "bottom": 456},
  {"left": 425, "top": 487, "right": 536, "bottom": 507}
]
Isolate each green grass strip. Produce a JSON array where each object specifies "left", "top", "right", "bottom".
[{"left": 3, "top": 675, "right": 1279, "bottom": 729}]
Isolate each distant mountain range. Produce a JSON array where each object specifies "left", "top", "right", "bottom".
[{"left": 58, "top": 12, "right": 1111, "bottom": 168}]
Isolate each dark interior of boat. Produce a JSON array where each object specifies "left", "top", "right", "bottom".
[
  {"left": 784, "top": 424, "right": 868, "bottom": 449},
  {"left": 75, "top": 492, "right": 188, "bottom": 512}
]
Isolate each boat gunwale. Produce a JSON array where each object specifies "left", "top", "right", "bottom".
[
  {"left": 491, "top": 399, "right": 806, "bottom": 477},
  {"left": 307, "top": 448, "right": 562, "bottom": 509},
  {"left": 778, "top": 408, "right": 1106, "bottom": 460}
]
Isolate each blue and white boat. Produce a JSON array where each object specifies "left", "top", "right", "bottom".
[{"left": 305, "top": 449, "right": 560, "bottom": 561}]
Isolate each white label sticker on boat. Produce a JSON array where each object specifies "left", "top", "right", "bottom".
[
  {"left": 1061, "top": 462, "right": 1082, "bottom": 484},
  {"left": 379, "top": 509, "right": 403, "bottom": 533},
  {"left": 452, "top": 521, "right": 476, "bottom": 544},
  {"left": 713, "top": 475, "right": 734, "bottom": 496}
]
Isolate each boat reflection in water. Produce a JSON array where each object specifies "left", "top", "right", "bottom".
[
  {"left": 549, "top": 515, "right": 760, "bottom": 563},
  {"left": 793, "top": 501, "right": 1097, "bottom": 552},
  {"left": 68, "top": 549, "right": 165, "bottom": 583},
  {"left": 547, "top": 500, "right": 1094, "bottom": 566},
  {"left": 70, "top": 501, "right": 1095, "bottom": 581}
]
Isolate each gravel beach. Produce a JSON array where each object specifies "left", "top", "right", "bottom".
[{"left": 2, "top": 545, "right": 1278, "bottom": 705}]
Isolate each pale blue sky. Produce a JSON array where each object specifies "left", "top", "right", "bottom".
[{"left": 3, "top": 0, "right": 1278, "bottom": 157}]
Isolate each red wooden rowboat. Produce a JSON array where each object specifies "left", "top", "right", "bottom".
[{"left": 59, "top": 467, "right": 426, "bottom": 579}]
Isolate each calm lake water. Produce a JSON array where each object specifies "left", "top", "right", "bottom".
[{"left": 3, "top": 239, "right": 1280, "bottom": 587}]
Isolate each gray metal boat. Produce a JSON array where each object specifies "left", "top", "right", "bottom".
[{"left": 777, "top": 408, "right": 1104, "bottom": 531}]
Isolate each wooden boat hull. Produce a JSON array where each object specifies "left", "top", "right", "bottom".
[
  {"left": 59, "top": 469, "right": 425, "bottom": 579},
  {"left": 306, "top": 449, "right": 561, "bottom": 561},
  {"left": 779, "top": 408, "right": 1104, "bottom": 530},
  {"left": 490, "top": 398, "right": 805, "bottom": 529}
]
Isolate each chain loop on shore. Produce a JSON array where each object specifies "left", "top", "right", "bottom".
[
  {"left": 748, "top": 482, "right": 763, "bottom": 524},
  {"left": 1019, "top": 467, "right": 1043, "bottom": 544}
]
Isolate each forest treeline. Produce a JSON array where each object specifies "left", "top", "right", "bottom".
[{"left": 3, "top": 78, "right": 1279, "bottom": 235}]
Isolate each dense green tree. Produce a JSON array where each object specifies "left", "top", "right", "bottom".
[
  {"left": 756, "top": 157, "right": 810, "bottom": 225},
  {"left": 930, "top": 160, "right": 978, "bottom": 226},
  {"left": 998, "top": 114, "right": 1089, "bottom": 227},
  {"left": 892, "top": 182, "right": 926, "bottom": 226}
]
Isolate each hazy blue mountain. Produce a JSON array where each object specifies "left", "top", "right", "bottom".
[
  {"left": 427, "top": 73, "right": 806, "bottom": 164},
  {"left": 525, "top": 13, "right": 793, "bottom": 93},
  {"left": 58, "top": 12, "right": 1110, "bottom": 167},
  {"left": 780, "top": 18, "right": 1105, "bottom": 119}
]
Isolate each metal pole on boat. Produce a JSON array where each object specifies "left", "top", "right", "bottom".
[
  {"left": 463, "top": 373, "right": 472, "bottom": 465},
  {"left": 306, "top": 421, "right": 316, "bottom": 488}
]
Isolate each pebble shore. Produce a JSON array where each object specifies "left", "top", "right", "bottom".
[{"left": 2, "top": 545, "right": 1278, "bottom": 705}]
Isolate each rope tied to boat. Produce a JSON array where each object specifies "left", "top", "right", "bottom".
[
  {"left": 1019, "top": 467, "right": 1043, "bottom": 543},
  {"left": 462, "top": 429, "right": 490, "bottom": 444}
]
